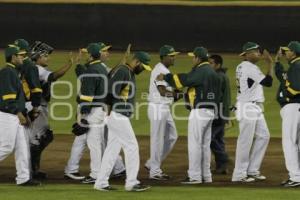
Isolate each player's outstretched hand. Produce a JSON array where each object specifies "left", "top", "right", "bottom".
[
  {"left": 275, "top": 48, "right": 283, "bottom": 62},
  {"left": 262, "top": 49, "right": 273, "bottom": 65},
  {"left": 120, "top": 43, "right": 132, "bottom": 65},
  {"left": 75, "top": 49, "right": 82, "bottom": 64},
  {"left": 68, "top": 52, "right": 74, "bottom": 67}
]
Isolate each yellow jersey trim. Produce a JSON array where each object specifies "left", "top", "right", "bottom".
[{"left": 2, "top": 94, "right": 17, "bottom": 100}]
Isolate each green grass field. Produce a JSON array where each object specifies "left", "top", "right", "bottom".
[
  {"left": 1, "top": 184, "right": 300, "bottom": 200},
  {"left": 0, "top": 50, "right": 285, "bottom": 137}
]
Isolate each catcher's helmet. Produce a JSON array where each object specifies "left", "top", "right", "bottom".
[{"left": 29, "top": 41, "right": 54, "bottom": 60}]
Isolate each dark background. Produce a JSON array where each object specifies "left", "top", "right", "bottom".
[{"left": 0, "top": 3, "right": 299, "bottom": 52}]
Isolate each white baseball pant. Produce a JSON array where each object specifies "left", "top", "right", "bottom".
[
  {"left": 0, "top": 111, "right": 31, "bottom": 184},
  {"left": 145, "top": 103, "right": 178, "bottom": 177},
  {"left": 187, "top": 108, "right": 215, "bottom": 182},
  {"left": 280, "top": 103, "right": 300, "bottom": 182},
  {"left": 232, "top": 102, "right": 270, "bottom": 181},
  {"left": 64, "top": 128, "right": 125, "bottom": 175},
  {"left": 95, "top": 111, "right": 140, "bottom": 190}
]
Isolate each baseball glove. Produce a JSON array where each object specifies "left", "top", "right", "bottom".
[
  {"left": 28, "top": 109, "right": 40, "bottom": 122},
  {"left": 72, "top": 119, "right": 89, "bottom": 136}
]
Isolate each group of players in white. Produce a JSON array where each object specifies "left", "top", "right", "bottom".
[{"left": 1, "top": 39, "right": 300, "bottom": 191}]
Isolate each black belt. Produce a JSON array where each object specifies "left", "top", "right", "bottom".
[{"left": 195, "top": 105, "right": 215, "bottom": 110}]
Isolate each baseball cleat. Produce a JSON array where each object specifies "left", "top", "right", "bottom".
[
  {"left": 202, "top": 178, "right": 212, "bottom": 183},
  {"left": 33, "top": 171, "right": 47, "bottom": 180},
  {"left": 64, "top": 172, "right": 85, "bottom": 180},
  {"left": 18, "top": 179, "right": 42, "bottom": 186},
  {"left": 81, "top": 176, "right": 96, "bottom": 184},
  {"left": 248, "top": 174, "right": 266, "bottom": 181},
  {"left": 281, "top": 179, "right": 290, "bottom": 186},
  {"left": 110, "top": 170, "right": 126, "bottom": 179},
  {"left": 94, "top": 185, "right": 117, "bottom": 191},
  {"left": 126, "top": 184, "right": 151, "bottom": 192},
  {"left": 232, "top": 177, "right": 255, "bottom": 183},
  {"left": 149, "top": 173, "right": 170, "bottom": 181},
  {"left": 283, "top": 180, "right": 300, "bottom": 187},
  {"left": 181, "top": 177, "right": 202, "bottom": 185}
]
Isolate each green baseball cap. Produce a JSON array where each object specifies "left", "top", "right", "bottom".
[
  {"left": 83, "top": 43, "right": 101, "bottom": 56},
  {"left": 98, "top": 42, "right": 112, "bottom": 51},
  {"left": 281, "top": 41, "right": 300, "bottom": 54},
  {"left": 81, "top": 42, "right": 111, "bottom": 53},
  {"left": 5, "top": 44, "right": 26, "bottom": 57},
  {"left": 14, "top": 39, "right": 29, "bottom": 52},
  {"left": 240, "top": 42, "right": 260, "bottom": 56},
  {"left": 134, "top": 51, "right": 151, "bottom": 71},
  {"left": 159, "top": 45, "right": 180, "bottom": 57},
  {"left": 188, "top": 47, "right": 209, "bottom": 59}
]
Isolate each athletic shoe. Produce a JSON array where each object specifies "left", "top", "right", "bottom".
[
  {"left": 181, "top": 177, "right": 202, "bottom": 185},
  {"left": 94, "top": 185, "right": 117, "bottom": 191},
  {"left": 110, "top": 170, "right": 126, "bottom": 179},
  {"left": 232, "top": 177, "right": 255, "bottom": 183},
  {"left": 81, "top": 176, "right": 96, "bottom": 184},
  {"left": 281, "top": 179, "right": 290, "bottom": 186},
  {"left": 126, "top": 184, "right": 151, "bottom": 192},
  {"left": 283, "top": 180, "right": 300, "bottom": 187},
  {"left": 150, "top": 173, "right": 170, "bottom": 181},
  {"left": 18, "top": 179, "right": 41, "bottom": 186},
  {"left": 64, "top": 172, "right": 85, "bottom": 180},
  {"left": 33, "top": 171, "right": 47, "bottom": 180},
  {"left": 202, "top": 178, "right": 212, "bottom": 183},
  {"left": 248, "top": 174, "right": 266, "bottom": 181}
]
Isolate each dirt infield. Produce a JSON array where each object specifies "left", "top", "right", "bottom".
[{"left": 0, "top": 135, "right": 287, "bottom": 187}]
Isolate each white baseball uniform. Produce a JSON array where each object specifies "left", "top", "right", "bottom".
[
  {"left": 0, "top": 111, "right": 31, "bottom": 184},
  {"left": 145, "top": 62, "right": 178, "bottom": 177},
  {"left": 64, "top": 62, "right": 125, "bottom": 176},
  {"left": 280, "top": 103, "right": 300, "bottom": 182},
  {"left": 95, "top": 111, "right": 140, "bottom": 190},
  {"left": 232, "top": 61, "right": 270, "bottom": 181},
  {"left": 275, "top": 58, "right": 300, "bottom": 183},
  {"left": 188, "top": 108, "right": 215, "bottom": 182}
]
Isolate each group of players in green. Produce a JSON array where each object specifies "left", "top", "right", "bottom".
[{"left": 0, "top": 38, "right": 300, "bottom": 190}]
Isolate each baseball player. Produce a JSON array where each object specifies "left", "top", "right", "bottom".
[
  {"left": 94, "top": 51, "right": 151, "bottom": 192},
  {"left": 145, "top": 45, "right": 179, "bottom": 180},
  {"left": 232, "top": 42, "right": 273, "bottom": 182},
  {"left": 0, "top": 45, "right": 40, "bottom": 186},
  {"left": 14, "top": 39, "right": 44, "bottom": 179},
  {"left": 208, "top": 54, "right": 231, "bottom": 174},
  {"left": 69, "top": 43, "right": 109, "bottom": 184},
  {"left": 157, "top": 47, "right": 221, "bottom": 184},
  {"left": 25, "top": 41, "right": 73, "bottom": 180},
  {"left": 64, "top": 42, "right": 125, "bottom": 181},
  {"left": 275, "top": 41, "right": 300, "bottom": 187}
]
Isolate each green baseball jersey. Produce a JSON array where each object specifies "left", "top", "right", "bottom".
[
  {"left": 275, "top": 57, "right": 300, "bottom": 107},
  {"left": 78, "top": 60, "right": 108, "bottom": 114},
  {"left": 106, "top": 64, "right": 136, "bottom": 117},
  {"left": 76, "top": 62, "right": 110, "bottom": 77},
  {"left": 21, "top": 57, "right": 42, "bottom": 107},
  {"left": 0, "top": 63, "right": 26, "bottom": 114},
  {"left": 75, "top": 63, "right": 88, "bottom": 77},
  {"left": 164, "top": 62, "right": 221, "bottom": 109}
]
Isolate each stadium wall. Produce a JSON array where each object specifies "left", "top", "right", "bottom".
[{"left": 0, "top": 3, "right": 299, "bottom": 52}]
